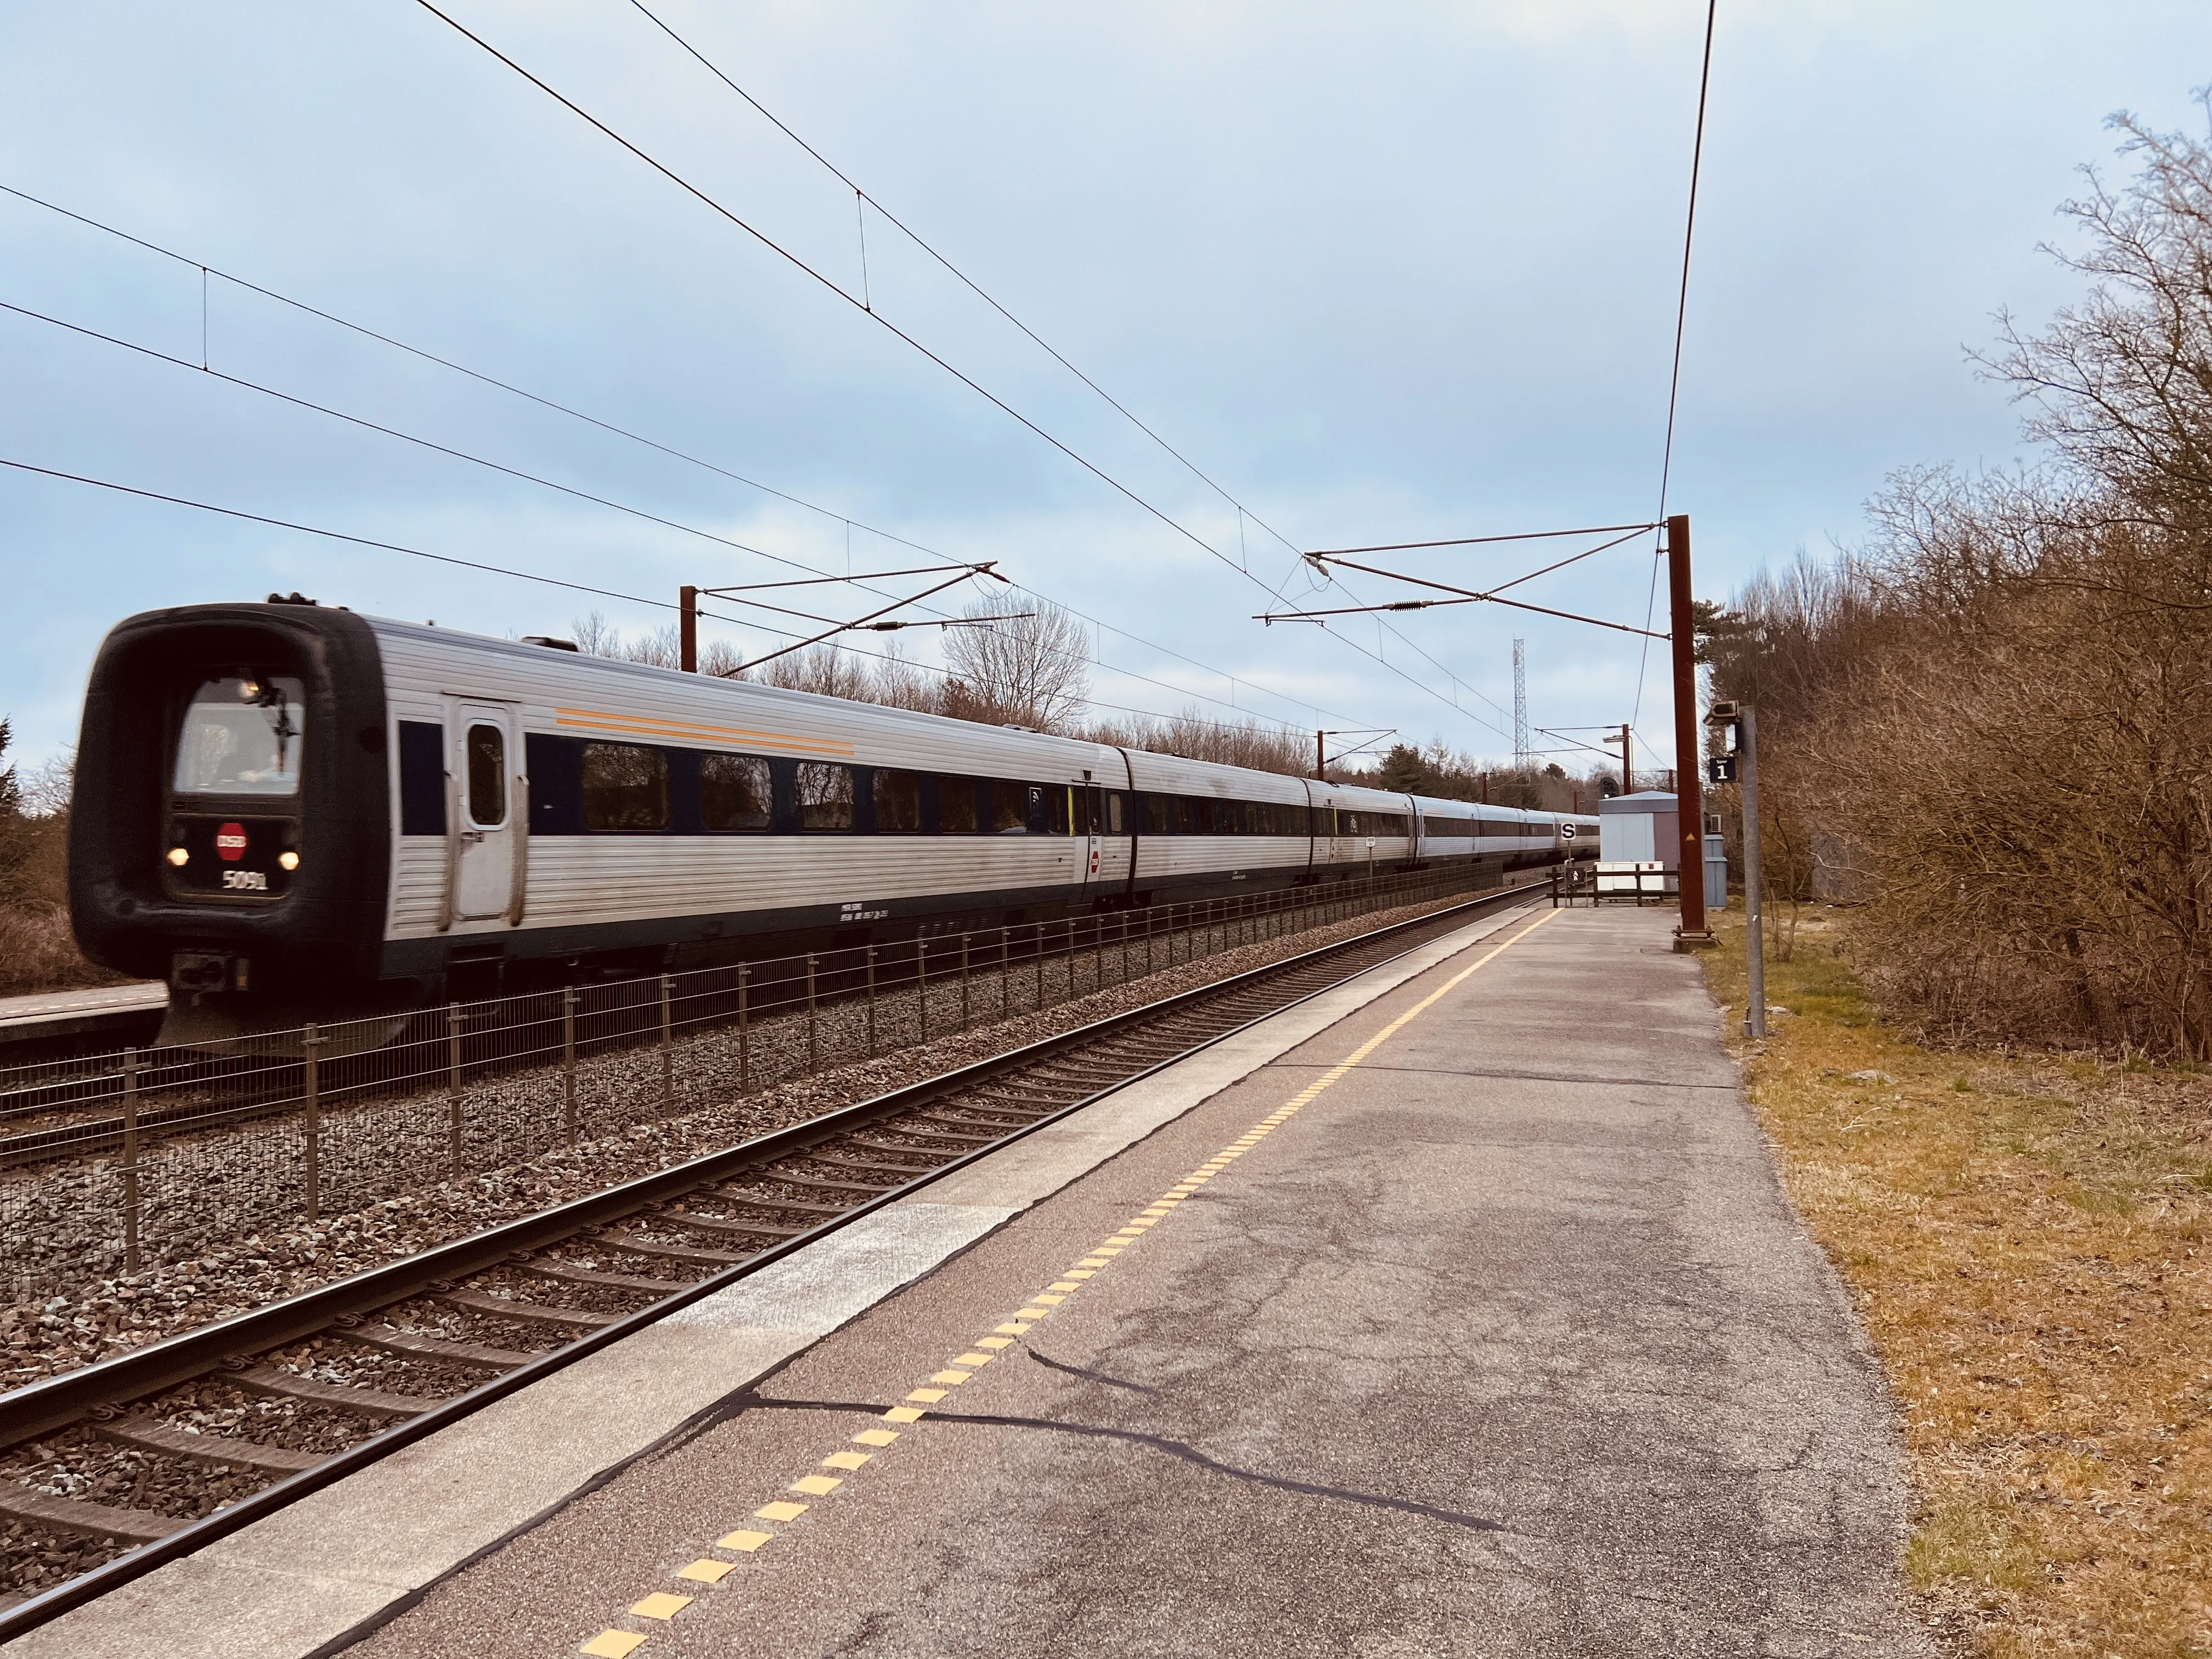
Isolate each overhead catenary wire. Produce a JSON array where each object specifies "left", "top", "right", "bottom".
[
  {"left": 1633, "top": 0, "right": 1718, "bottom": 737},
  {"left": 1305, "top": 522, "right": 1658, "bottom": 557},
  {"left": 0, "top": 179, "right": 1397, "bottom": 747},
  {"left": 411, "top": 0, "right": 1267, "bottom": 592},
  {"left": 411, "top": 2, "right": 1507, "bottom": 739},
  {"left": 622, "top": 0, "right": 1314, "bottom": 589},
  {"left": 0, "top": 454, "right": 1328, "bottom": 743}
]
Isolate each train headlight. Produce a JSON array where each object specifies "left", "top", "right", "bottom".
[
  {"left": 238, "top": 676, "right": 261, "bottom": 702},
  {"left": 278, "top": 850, "right": 300, "bottom": 871},
  {"left": 166, "top": 847, "right": 189, "bottom": 867}
]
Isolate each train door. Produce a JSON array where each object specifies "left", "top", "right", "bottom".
[
  {"left": 448, "top": 700, "right": 521, "bottom": 923},
  {"left": 1096, "top": 787, "right": 1133, "bottom": 889},
  {"left": 1075, "top": 784, "right": 1104, "bottom": 890}
]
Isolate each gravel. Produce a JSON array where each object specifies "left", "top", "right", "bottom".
[{"left": 2, "top": 882, "right": 1526, "bottom": 1391}]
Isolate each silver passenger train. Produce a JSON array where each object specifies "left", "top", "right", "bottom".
[{"left": 69, "top": 599, "right": 1598, "bottom": 1043}]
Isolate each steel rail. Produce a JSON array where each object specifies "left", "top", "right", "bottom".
[{"left": 0, "top": 879, "right": 1545, "bottom": 1641}]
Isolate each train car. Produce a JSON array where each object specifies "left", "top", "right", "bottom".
[{"left": 69, "top": 599, "right": 1594, "bottom": 1045}]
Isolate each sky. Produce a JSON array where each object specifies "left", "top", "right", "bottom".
[{"left": 4, "top": 0, "right": 2210, "bottom": 782}]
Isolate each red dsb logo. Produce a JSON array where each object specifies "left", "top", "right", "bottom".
[{"left": 216, "top": 823, "right": 248, "bottom": 862}]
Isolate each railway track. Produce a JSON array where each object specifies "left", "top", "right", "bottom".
[{"left": 0, "top": 882, "right": 1544, "bottom": 1638}]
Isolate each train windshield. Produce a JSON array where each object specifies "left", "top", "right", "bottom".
[{"left": 172, "top": 674, "right": 306, "bottom": 795}]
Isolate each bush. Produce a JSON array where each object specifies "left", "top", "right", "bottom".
[
  {"left": 1707, "top": 101, "right": 2212, "bottom": 1059},
  {"left": 0, "top": 904, "right": 124, "bottom": 997}
]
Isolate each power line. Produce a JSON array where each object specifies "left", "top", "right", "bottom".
[
  {"left": 1306, "top": 522, "right": 1657, "bottom": 556},
  {"left": 0, "top": 184, "right": 1380, "bottom": 742},
  {"left": 412, "top": 0, "right": 1267, "bottom": 591},
  {"left": 1658, "top": 0, "right": 1719, "bottom": 523},
  {"left": 0, "top": 452, "right": 1321, "bottom": 742},
  {"left": 1635, "top": 0, "right": 1718, "bottom": 735},
  {"left": 411, "top": 3, "right": 1506, "bottom": 739},
  {"left": 622, "top": 0, "right": 1317, "bottom": 589},
  {"left": 630, "top": 3, "right": 1509, "bottom": 779}
]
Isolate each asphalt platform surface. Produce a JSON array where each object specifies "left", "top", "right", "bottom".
[{"left": 343, "top": 905, "right": 1931, "bottom": 1659}]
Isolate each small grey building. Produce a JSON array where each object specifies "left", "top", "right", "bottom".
[{"left": 1597, "top": 790, "right": 1680, "bottom": 900}]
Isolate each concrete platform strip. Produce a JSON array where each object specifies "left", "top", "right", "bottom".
[{"left": 572, "top": 907, "right": 1562, "bottom": 1657}]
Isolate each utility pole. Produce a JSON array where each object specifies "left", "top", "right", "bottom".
[
  {"left": 1316, "top": 730, "right": 1326, "bottom": 782},
  {"left": 680, "top": 585, "right": 698, "bottom": 673},
  {"left": 1668, "top": 515, "right": 1711, "bottom": 945},
  {"left": 1602, "top": 723, "right": 1633, "bottom": 795}
]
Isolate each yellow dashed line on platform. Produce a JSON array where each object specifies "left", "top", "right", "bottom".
[{"left": 571, "top": 907, "right": 1559, "bottom": 1654}]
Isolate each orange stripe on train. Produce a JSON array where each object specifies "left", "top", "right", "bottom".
[{"left": 553, "top": 708, "right": 856, "bottom": 757}]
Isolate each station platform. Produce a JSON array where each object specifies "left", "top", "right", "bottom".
[
  {"left": 18, "top": 906, "right": 1932, "bottom": 1658},
  {"left": 0, "top": 979, "right": 165, "bottom": 1054}
]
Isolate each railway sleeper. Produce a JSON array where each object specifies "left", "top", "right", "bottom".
[
  {"left": 94, "top": 1415, "right": 320, "bottom": 1476},
  {"left": 430, "top": 1289, "right": 619, "bottom": 1330},
  {"left": 754, "top": 1169, "right": 898, "bottom": 1197},
  {"left": 811, "top": 1153, "right": 939, "bottom": 1177},
  {"left": 0, "top": 1483, "right": 184, "bottom": 1547},
  {"left": 960, "top": 1088, "right": 1086, "bottom": 1111},
  {"left": 702, "top": 1190, "right": 852, "bottom": 1218},
  {"left": 227, "top": 1363, "right": 428, "bottom": 1421},
  {"left": 876, "top": 1125, "right": 997, "bottom": 1146},
  {"left": 515, "top": 1257, "right": 687, "bottom": 1294},
  {"left": 338, "top": 1324, "right": 538, "bottom": 1373},
  {"left": 848, "top": 1133, "right": 984, "bottom": 1155},
  {"left": 905, "top": 1114, "right": 1028, "bottom": 1135},
  {"left": 594, "top": 1227, "right": 760, "bottom": 1262}
]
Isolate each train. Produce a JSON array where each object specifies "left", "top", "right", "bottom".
[{"left": 67, "top": 598, "right": 1598, "bottom": 1046}]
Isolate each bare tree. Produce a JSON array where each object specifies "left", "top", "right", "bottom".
[
  {"left": 751, "top": 645, "right": 878, "bottom": 702},
  {"left": 941, "top": 596, "right": 1090, "bottom": 731},
  {"left": 1987, "top": 97, "right": 2212, "bottom": 544}
]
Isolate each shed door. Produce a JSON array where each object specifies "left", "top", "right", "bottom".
[{"left": 450, "top": 702, "right": 520, "bottom": 922}]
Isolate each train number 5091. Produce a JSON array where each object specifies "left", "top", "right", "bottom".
[{"left": 222, "top": 870, "right": 270, "bottom": 891}]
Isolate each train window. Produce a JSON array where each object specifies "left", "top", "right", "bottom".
[
  {"left": 1107, "top": 793, "right": 1125, "bottom": 835},
  {"left": 1045, "top": 785, "right": 1071, "bottom": 836},
  {"left": 989, "top": 780, "right": 1028, "bottom": 834},
  {"left": 398, "top": 721, "right": 445, "bottom": 835},
  {"left": 702, "top": 754, "right": 771, "bottom": 832},
  {"left": 872, "top": 769, "right": 921, "bottom": 833},
  {"left": 582, "top": 743, "right": 668, "bottom": 831},
  {"left": 465, "top": 725, "right": 506, "bottom": 827},
  {"left": 1142, "top": 793, "right": 1170, "bottom": 834},
  {"left": 173, "top": 673, "right": 305, "bottom": 795},
  {"left": 796, "top": 762, "right": 854, "bottom": 832},
  {"left": 938, "top": 775, "right": 979, "bottom": 834}
]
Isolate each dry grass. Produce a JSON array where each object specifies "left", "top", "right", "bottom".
[
  {"left": 1703, "top": 906, "right": 2212, "bottom": 1657},
  {"left": 0, "top": 906, "right": 128, "bottom": 997}
]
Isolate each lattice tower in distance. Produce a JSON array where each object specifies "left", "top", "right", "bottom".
[{"left": 1512, "top": 637, "right": 1531, "bottom": 772}]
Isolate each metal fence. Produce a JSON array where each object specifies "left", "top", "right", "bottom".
[{"left": 2, "top": 865, "right": 1534, "bottom": 1303}]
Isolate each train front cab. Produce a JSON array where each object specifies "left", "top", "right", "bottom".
[{"left": 70, "top": 601, "right": 396, "bottom": 1046}]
